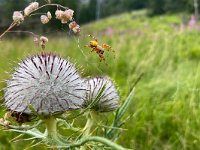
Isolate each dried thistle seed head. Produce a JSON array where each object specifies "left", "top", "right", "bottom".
[
  {"left": 24, "top": 2, "right": 39, "bottom": 16},
  {"left": 84, "top": 77, "right": 119, "bottom": 112},
  {"left": 40, "top": 36, "right": 48, "bottom": 50},
  {"left": 4, "top": 53, "right": 86, "bottom": 116},
  {"left": 55, "top": 10, "right": 64, "bottom": 20},
  {"left": 12, "top": 11, "right": 24, "bottom": 25},
  {"left": 47, "top": 11, "right": 52, "bottom": 20},
  {"left": 69, "top": 21, "right": 80, "bottom": 33},
  {"left": 72, "top": 25, "right": 81, "bottom": 33},
  {"left": 40, "top": 36, "right": 48, "bottom": 43},
  {"left": 69, "top": 21, "right": 77, "bottom": 29},
  {"left": 61, "top": 9, "right": 74, "bottom": 24},
  {"left": 40, "top": 15, "right": 49, "bottom": 24},
  {"left": 33, "top": 36, "right": 39, "bottom": 46}
]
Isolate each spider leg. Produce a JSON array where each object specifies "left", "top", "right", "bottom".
[
  {"left": 84, "top": 44, "right": 91, "bottom": 48},
  {"left": 102, "top": 44, "right": 115, "bottom": 52},
  {"left": 88, "top": 34, "right": 98, "bottom": 42},
  {"left": 91, "top": 48, "right": 96, "bottom": 53},
  {"left": 99, "top": 53, "right": 106, "bottom": 63}
]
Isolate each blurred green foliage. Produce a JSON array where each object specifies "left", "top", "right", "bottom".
[{"left": 0, "top": 0, "right": 200, "bottom": 28}]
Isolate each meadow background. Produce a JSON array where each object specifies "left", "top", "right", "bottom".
[{"left": 1, "top": 0, "right": 200, "bottom": 150}]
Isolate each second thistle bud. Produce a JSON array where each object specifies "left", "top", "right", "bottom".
[{"left": 12, "top": 11, "right": 24, "bottom": 25}]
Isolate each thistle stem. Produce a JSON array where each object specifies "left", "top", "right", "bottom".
[
  {"left": 44, "top": 116, "right": 63, "bottom": 145},
  {"left": 58, "top": 136, "right": 127, "bottom": 150},
  {"left": 80, "top": 111, "right": 96, "bottom": 150},
  {"left": 45, "top": 116, "right": 57, "bottom": 134}
]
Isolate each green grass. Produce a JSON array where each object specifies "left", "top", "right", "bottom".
[{"left": 1, "top": 10, "right": 200, "bottom": 149}]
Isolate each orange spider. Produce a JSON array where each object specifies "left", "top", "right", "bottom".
[{"left": 85, "top": 35, "right": 114, "bottom": 62}]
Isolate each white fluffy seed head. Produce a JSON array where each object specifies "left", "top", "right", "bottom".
[
  {"left": 12, "top": 11, "right": 24, "bottom": 25},
  {"left": 84, "top": 77, "right": 119, "bottom": 112},
  {"left": 40, "top": 36, "right": 48, "bottom": 43},
  {"left": 47, "top": 11, "right": 52, "bottom": 20},
  {"left": 69, "top": 21, "right": 77, "bottom": 29},
  {"left": 40, "top": 15, "right": 49, "bottom": 24},
  {"left": 69, "top": 21, "right": 80, "bottom": 33},
  {"left": 72, "top": 25, "right": 81, "bottom": 33},
  {"left": 24, "top": 2, "right": 39, "bottom": 16},
  {"left": 55, "top": 10, "right": 64, "bottom": 20},
  {"left": 61, "top": 9, "right": 74, "bottom": 23},
  {"left": 4, "top": 53, "right": 86, "bottom": 116}
]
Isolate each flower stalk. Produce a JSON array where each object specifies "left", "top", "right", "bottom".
[
  {"left": 58, "top": 136, "right": 127, "bottom": 150},
  {"left": 45, "top": 116, "right": 57, "bottom": 135},
  {"left": 80, "top": 111, "right": 96, "bottom": 150},
  {"left": 44, "top": 116, "right": 63, "bottom": 146}
]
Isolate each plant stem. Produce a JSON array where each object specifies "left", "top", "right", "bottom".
[
  {"left": 83, "top": 112, "right": 94, "bottom": 137},
  {"left": 45, "top": 116, "right": 57, "bottom": 134},
  {"left": 58, "top": 136, "right": 128, "bottom": 150},
  {"left": 0, "top": 22, "right": 16, "bottom": 39},
  {"left": 44, "top": 116, "right": 64, "bottom": 145},
  {"left": 80, "top": 111, "right": 96, "bottom": 150}
]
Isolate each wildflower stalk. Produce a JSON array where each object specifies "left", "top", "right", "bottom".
[
  {"left": 44, "top": 116, "right": 64, "bottom": 145},
  {"left": 0, "top": 22, "right": 16, "bottom": 39},
  {"left": 80, "top": 111, "right": 96, "bottom": 150},
  {"left": 58, "top": 136, "right": 127, "bottom": 150},
  {"left": 45, "top": 116, "right": 57, "bottom": 136}
]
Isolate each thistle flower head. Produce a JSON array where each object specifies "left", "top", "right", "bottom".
[
  {"left": 12, "top": 11, "right": 24, "bottom": 25},
  {"left": 24, "top": 2, "right": 39, "bottom": 16},
  {"left": 84, "top": 77, "right": 119, "bottom": 112},
  {"left": 4, "top": 53, "right": 86, "bottom": 116}
]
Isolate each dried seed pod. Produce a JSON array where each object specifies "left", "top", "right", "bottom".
[
  {"left": 33, "top": 36, "right": 39, "bottom": 46},
  {"left": 84, "top": 77, "right": 119, "bottom": 112},
  {"left": 61, "top": 9, "right": 74, "bottom": 24},
  {"left": 69, "top": 21, "right": 80, "bottom": 33},
  {"left": 12, "top": 11, "right": 24, "bottom": 25},
  {"left": 4, "top": 53, "right": 87, "bottom": 116},
  {"left": 24, "top": 2, "right": 39, "bottom": 16},
  {"left": 72, "top": 25, "right": 81, "bottom": 33},
  {"left": 40, "top": 36, "right": 48, "bottom": 50},
  {"left": 55, "top": 10, "right": 64, "bottom": 20},
  {"left": 69, "top": 21, "right": 77, "bottom": 29},
  {"left": 40, "top": 15, "right": 49, "bottom": 24},
  {"left": 47, "top": 11, "right": 52, "bottom": 20}
]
